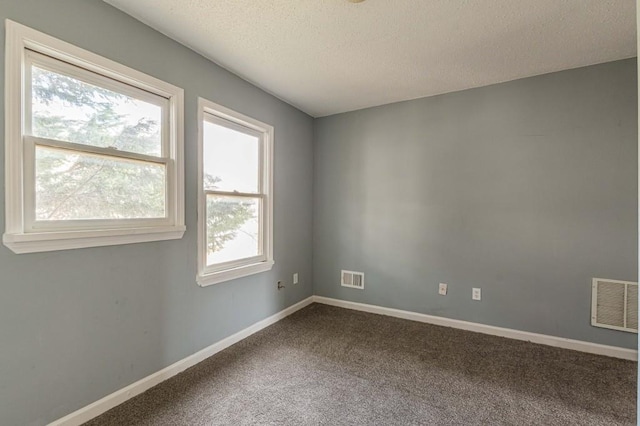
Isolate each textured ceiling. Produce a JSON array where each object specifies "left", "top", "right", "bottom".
[{"left": 105, "top": 0, "right": 636, "bottom": 117}]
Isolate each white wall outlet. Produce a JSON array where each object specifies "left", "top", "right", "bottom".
[
  {"left": 472, "top": 288, "right": 481, "bottom": 301},
  {"left": 438, "top": 283, "right": 448, "bottom": 295},
  {"left": 293, "top": 273, "right": 299, "bottom": 285}
]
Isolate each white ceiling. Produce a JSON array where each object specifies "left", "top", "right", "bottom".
[{"left": 105, "top": 0, "right": 636, "bottom": 117}]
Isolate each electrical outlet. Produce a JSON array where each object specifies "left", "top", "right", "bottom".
[
  {"left": 438, "top": 283, "right": 448, "bottom": 295},
  {"left": 293, "top": 273, "right": 299, "bottom": 285},
  {"left": 472, "top": 288, "right": 481, "bottom": 301}
]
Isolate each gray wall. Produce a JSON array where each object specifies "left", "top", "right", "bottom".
[
  {"left": 314, "top": 59, "right": 638, "bottom": 350},
  {"left": 0, "top": 1, "right": 637, "bottom": 424},
  {"left": 0, "top": 1, "right": 314, "bottom": 425}
]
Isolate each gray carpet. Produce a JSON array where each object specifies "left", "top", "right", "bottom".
[{"left": 85, "top": 303, "right": 637, "bottom": 425}]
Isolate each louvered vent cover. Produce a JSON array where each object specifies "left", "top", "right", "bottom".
[
  {"left": 592, "top": 278, "right": 638, "bottom": 333},
  {"left": 341, "top": 270, "right": 364, "bottom": 289}
]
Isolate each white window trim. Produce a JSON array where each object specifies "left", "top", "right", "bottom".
[
  {"left": 3, "top": 20, "right": 185, "bottom": 253},
  {"left": 196, "top": 98, "right": 274, "bottom": 286}
]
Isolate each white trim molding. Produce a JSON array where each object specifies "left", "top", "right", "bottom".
[
  {"left": 48, "top": 296, "right": 314, "bottom": 426},
  {"left": 47, "top": 295, "right": 636, "bottom": 425},
  {"left": 313, "top": 296, "right": 638, "bottom": 361},
  {"left": 3, "top": 20, "right": 185, "bottom": 253},
  {"left": 196, "top": 98, "right": 275, "bottom": 286},
  {"left": 3, "top": 226, "right": 187, "bottom": 254}
]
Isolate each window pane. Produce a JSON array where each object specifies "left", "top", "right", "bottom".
[
  {"left": 206, "top": 195, "right": 260, "bottom": 265},
  {"left": 203, "top": 120, "right": 259, "bottom": 193},
  {"left": 31, "top": 65, "right": 163, "bottom": 157},
  {"left": 35, "top": 146, "right": 166, "bottom": 221}
]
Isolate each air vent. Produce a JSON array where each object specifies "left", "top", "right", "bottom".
[
  {"left": 591, "top": 278, "right": 638, "bottom": 333},
  {"left": 341, "top": 270, "right": 364, "bottom": 289}
]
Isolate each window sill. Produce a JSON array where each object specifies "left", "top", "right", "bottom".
[
  {"left": 197, "top": 260, "right": 275, "bottom": 287},
  {"left": 3, "top": 225, "right": 186, "bottom": 254}
]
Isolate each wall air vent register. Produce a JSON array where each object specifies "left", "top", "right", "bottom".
[{"left": 591, "top": 278, "right": 638, "bottom": 333}]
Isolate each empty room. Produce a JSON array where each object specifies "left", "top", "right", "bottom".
[{"left": 0, "top": 0, "right": 638, "bottom": 425}]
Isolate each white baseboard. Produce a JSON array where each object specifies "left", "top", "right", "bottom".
[
  {"left": 312, "top": 296, "right": 638, "bottom": 361},
  {"left": 48, "top": 293, "right": 636, "bottom": 425},
  {"left": 48, "top": 296, "right": 314, "bottom": 426}
]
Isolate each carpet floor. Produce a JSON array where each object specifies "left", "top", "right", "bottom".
[{"left": 85, "top": 303, "right": 637, "bottom": 425}]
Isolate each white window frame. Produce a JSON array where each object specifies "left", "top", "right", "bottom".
[
  {"left": 197, "top": 98, "right": 274, "bottom": 286},
  {"left": 3, "top": 20, "right": 185, "bottom": 253}
]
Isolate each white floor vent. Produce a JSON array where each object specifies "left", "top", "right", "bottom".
[
  {"left": 341, "top": 270, "right": 364, "bottom": 290},
  {"left": 591, "top": 278, "right": 638, "bottom": 333}
]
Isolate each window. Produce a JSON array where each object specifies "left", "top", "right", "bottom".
[
  {"left": 3, "top": 21, "right": 185, "bottom": 253},
  {"left": 197, "top": 98, "right": 274, "bottom": 286}
]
